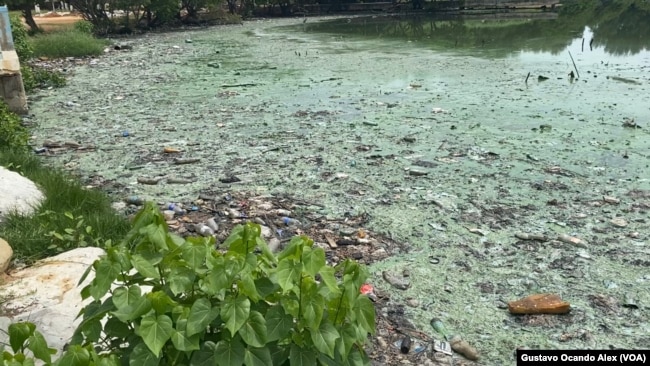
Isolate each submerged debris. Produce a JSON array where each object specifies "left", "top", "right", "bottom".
[
  {"left": 557, "top": 234, "right": 588, "bottom": 248},
  {"left": 450, "top": 335, "right": 480, "bottom": 361},
  {"left": 515, "top": 232, "right": 547, "bottom": 241},
  {"left": 622, "top": 117, "right": 641, "bottom": 128},
  {"left": 137, "top": 177, "right": 163, "bottom": 185},
  {"left": 382, "top": 271, "right": 410, "bottom": 290},
  {"left": 508, "top": 293, "right": 571, "bottom": 315}
]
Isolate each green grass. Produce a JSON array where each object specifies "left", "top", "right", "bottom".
[
  {"left": 29, "top": 29, "right": 108, "bottom": 58},
  {"left": 0, "top": 149, "right": 131, "bottom": 262}
]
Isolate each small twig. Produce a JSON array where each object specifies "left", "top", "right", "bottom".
[
  {"left": 220, "top": 83, "right": 259, "bottom": 88},
  {"left": 525, "top": 72, "right": 530, "bottom": 84},
  {"left": 396, "top": 327, "right": 433, "bottom": 342},
  {"left": 568, "top": 50, "right": 580, "bottom": 79}
]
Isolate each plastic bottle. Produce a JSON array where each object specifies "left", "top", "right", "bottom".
[
  {"left": 125, "top": 196, "right": 145, "bottom": 205},
  {"left": 282, "top": 217, "right": 301, "bottom": 226},
  {"left": 196, "top": 224, "right": 214, "bottom": 237},
  {"left": 206, "top": 218, "right": 219, "bottom": 232},
  {"left": 166, "top": 203, "right": 186, "bottom": 215}
]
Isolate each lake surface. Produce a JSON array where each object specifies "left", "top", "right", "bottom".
[{"left": 28, "top": 2, "right": 650, "bottom": 363}]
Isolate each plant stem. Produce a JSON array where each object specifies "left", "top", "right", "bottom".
[
  {"left": 298, "top": 274, "right": 303, "bottom": 321},
  {"left": 333, "top": 290, "right": 345, "bottom": 324},
  {"left": 158, "top": 265, "right": 165, "bottom": 286}
]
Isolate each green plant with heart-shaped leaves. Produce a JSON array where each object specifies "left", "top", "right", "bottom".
[{"left": 62, "top": 201, "right": 374, "bottom": 366}]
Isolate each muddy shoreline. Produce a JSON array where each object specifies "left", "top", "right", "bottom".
[{"left": 28, "top": 16, "right": 649, "bottom": 364}]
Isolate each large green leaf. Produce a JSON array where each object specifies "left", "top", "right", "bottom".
[
  {"left": 106, "top": 245, "right": 132, "bottom": 273},
  {"left": 275, "top": 259, "right": 301, "bottom": 292},
  {"left": 222, "top": 225, "right": 244, "bottom": 253},
  {"left": 244, "top": 346, "right": 272, "bottom": 366},
  {"left": 131, "top": 254, "right": 160, "bottom": 279},
  {"left": 265, "top": 305, "right": 293, "bottom": 342},
  {"left": 104, "top": 316, "right": 131, "bottom": 339},
  {"left": 56, "top": 344, "right": 90, "bottom": 366},
  {"left": 168, "top": 265, "right": 196, "bottom": 295},
  {"left": 203, "top": 257, "right": 236, "bottom": 294},
  {"left": 113, "top": 285, "right": 142, "bottom": 309},
  {"left": 277, "top": 236, "right": 304, "bottom": 262},
  {"left": 301, "top": 246, "right": 325, "bottom": 277},
  {"left": 228, "top": 223, "right": 260, "bottom": 255},
  {"left": 147, "top": 291, "right": 177, "bottom": 315},
  {"left": 90, "top": 259, "right": 121, "bottom": 301},
  {"left": 353, "top": 295, "right": 376, "bottom": 335},
  {"left": 129, "top": 202, "right": 159, "bottom": 236},
  {"left": 77, "top": 297, "right": 114, "bottom": 325},
  {"left": 140, "top": 222, "right": 169, "bottom": 251},
  {"left": 237, "top": 273, "right": 260, "bottom": 302},
  {"left": 27, "top": 331, "right": 54, "bottom": 363},
  {"left": 8, "top": 322, "right": 35, "bottom": 353},
  {"left": 344, "top": 346, "right": 370, "bottom": 366},
  {"left": 129, "top": 342, "right": 161, "bottom": 366},
  {"left": 181, "top": 238, "right": 208, "bottom": 270},
  {"left": 243, "top": 252, "right": 258, "bottom": 273},
  {"left": 138, "top": 248, "right": 164, "bottom": 266},
  {"left": 215, "top": 337, "right": 246, "bottom": 366},
  {"left": 255, "top": 236, "right": 277, "bottom": 265},
  {"left": 301, "top": 279, "right": 324, "bottom": 329},
  {"left": 289, "top": 344, "right": 316, "bottom": 366},
  {"left": 317, "top": 353, "right": 339, "bottom": 366},
  {"left": 80, "top": 318, "right": 102, "bottom": 342},
  {"left": 238, "top": 311, "right": 267, "bottom": 348},
  {"left": 96, "top": 355, "right": 121, "bottom": 366},
  {"left": 189, "top": 341, "right": 218, "bottom": 366},
  {"left": 138, "top": 314, "right": 174, "bottom": 357},
  {"left": 221, "top": 295, "right": 251, "bottom": 336},
  {"left": 318, "top": 266, "right": 340, "bottom": 296},
  {"left": 172, "top": 304, "right": 191, "bottom": 324},
  {"left": 310, "top": 322, "right": 339, "bottom": 359},
  {"left": 170, "top": 329, "right": 200, "bottom": 352},
  {"left": 205, "top": 252, "right": 223, "bottom": 270},
  {"left": 112, "top": 296, "right": 152, "bottom": 322},
  {"left": 269, "top": 342, "right": 290, "bottom": 366},
  {"left": 340, "top": 323, "right": 358, "bottom": 358},
  {"left": 326, "top": 294, "right": 346, "bottom": 325},
  {"left": 186, "top": 298, "right": 220, "bottom": 337},
  {"left": 254, "top": 277, "right": 278, "bottom": 299},
  {"left": 76, "top": 264, "right": 93, "bottom": 286},
  {"left": 280, "top": 297, "right": 299, "bottom": 319}
]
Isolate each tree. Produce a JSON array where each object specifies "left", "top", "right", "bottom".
[{"left": 5, "top": 0, "right": 41, "bottom": 33}]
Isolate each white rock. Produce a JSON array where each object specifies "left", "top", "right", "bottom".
[
  {"left": 0, "top": 247, "right": 105, "bottom": 357},
  {"left": 0, "top": 167, "right": 44, "bottom": 222},
  {"left": 111, "top": 201, "right": 127, "bottom": 211},
  {"left": 260, "top": 225, "right": 273, "bottom": 239},
  {"left": 163, "top": 209, "right": 176, "bottom": 221},
  {"left": 0, "top": 238, "right": 13, "bottom": 272}
]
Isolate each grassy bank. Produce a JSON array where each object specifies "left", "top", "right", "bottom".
[
  {"left": 29, "top": 29, "right": 108, "bottom": 58},
  {"left": 0, "top": 148, "right": 131, "bottom": 262},
  {"left": 0, "top": 16, "right": 127, "bottom": 263}
]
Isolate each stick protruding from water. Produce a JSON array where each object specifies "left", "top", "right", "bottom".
[{"left": 568, "top": 50, "right": 580, "bottom": 79}]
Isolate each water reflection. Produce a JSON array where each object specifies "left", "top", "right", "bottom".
[{"left": 296, "top": 0, "right": 650, "bottom": 57}]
